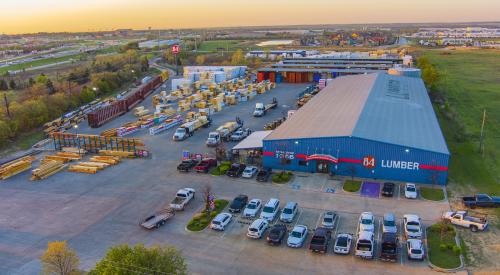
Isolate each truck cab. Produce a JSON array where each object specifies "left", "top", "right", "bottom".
[
  {"left": 206, "top": 132, "right": 221, "bottom": 147},
  {"left": 253, "top": 103, "right": 265, "bottom": 117},
  {"left": 170, "top": 188, "right": 195, "bottom": 210},
  {"left": 173, "top": 127, "right": 189, "bottom": 141}
]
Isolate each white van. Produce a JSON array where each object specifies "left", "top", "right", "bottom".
[
  {"left": 355, "top": 231, "right": 375, "bottom": 259},
  {"left": 260, "top": 198, "right": 280, "bottom": 222},
  {"left": 247, "top": 219, "right": 269, "bottom": 239}
]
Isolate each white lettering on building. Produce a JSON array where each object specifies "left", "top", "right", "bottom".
[{"left": 381, "top": 160, "right": 420, "bottom": 170}]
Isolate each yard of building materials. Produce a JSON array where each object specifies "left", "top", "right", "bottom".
[{"left": 0, "top": 78, "right": 456, "bottom": 275}]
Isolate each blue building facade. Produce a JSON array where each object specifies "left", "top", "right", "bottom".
[{"left": 262, "top": 136, "right": 449, "bottom": 185}]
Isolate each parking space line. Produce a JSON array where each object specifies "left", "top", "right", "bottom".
[
  {"left": 333, "top": 215, "right": 340, "bottom": 238},
  {"left": 293, "top": 209, "right": 303, "bottom": 228},
  {"left": 397, "top": 184, "right": 401, "bottom": 200},
  {"left": 399, "top": 218, "right": 404, "bottom": 266}
]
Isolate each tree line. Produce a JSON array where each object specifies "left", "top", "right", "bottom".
[{"left": 0, "top": 49, "right": 150, "bottom": 148}]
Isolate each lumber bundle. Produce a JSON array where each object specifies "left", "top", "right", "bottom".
[
  {"left": 100, "top": 128, "right": 117, "bottom": 137},
  {"left": 89, "top": 156, "right": 120, "bottom": 165},
  {"left": 98, "top": 150, "right": 135, "bottom": 158},
  {"left": 31, "top": 160, "right": 65, "bottom": 180},
  {"left": 0, "top": 156, "right": 36, "bottom": 180},
  {"left": 62, "top": 147, "right": 87, "bottom": 155},
  {"left": 77, "top": 162, "right": 110, "bottom": 170},
  {"left": 42, "top": 152, "right": 81, "bottom": 163},
  {"left": 68, "top": 165, "right": 98, "bottom": 174}
]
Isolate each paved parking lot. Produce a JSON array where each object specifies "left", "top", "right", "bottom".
[{"left": 0, "top": 79, "right": 452, "bottom": 275}]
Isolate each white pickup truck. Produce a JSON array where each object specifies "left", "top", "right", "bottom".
[
  {"left": 443, "top": 211, "right": 488, "bottom": 232},
  {"left": 170, "top": 188, "right": 195, "bottom": 210}
]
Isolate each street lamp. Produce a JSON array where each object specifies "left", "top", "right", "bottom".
[
  {"left": 74, "top": 125, "right": 80, "bottom": 155},
  {"left": 92, "top": 87, "right": 97, "bottom": 92}
]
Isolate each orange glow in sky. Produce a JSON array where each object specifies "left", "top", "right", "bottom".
[{"left": 1, "top": 0, "right": 499, "bottom": 34}]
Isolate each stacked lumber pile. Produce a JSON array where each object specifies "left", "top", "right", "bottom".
[
  {"left": 99, "top": 150, "right": 135, "bottom": 158},
  {"left": 0, "top": 156, "right": 36, "bottom": 180},
  {"left": 89, "top": 155, "right": 120, "bottom": 165},
  {"left": 68, "top": 160, "right": 111, "bottom": 174},
  {"left": 31, "top": 160, "right": 65, "bottom": 180},
  {"left": 62, "top": 147, "right": 87, "bottom": 155},
  {"left": 42, "top": 152, "right": 81, "bottom": 163},
  {"left": 100, "top": 128, "right": 117, "bottom": 137}
]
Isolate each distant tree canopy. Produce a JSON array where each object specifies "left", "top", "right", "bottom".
[
  {"left": 417, "top": 56, "right": 440, "bottom": 89},
  {"left": 89, "top": 244, "right": 187, "bottom": 275}
]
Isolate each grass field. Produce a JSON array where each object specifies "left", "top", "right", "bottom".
[
  {"left": 198, "top": 40, "right": 245, "bottom": 52},
  {"left": 343, "top": 180, "right": 361, "bottom": 192},
  {"left": 427, "top": 223, "right": 462, "bottom": 269},
  {"left": 0, "top": 54, "right": 81, "bottom": 74},
  {"left": 420, "top": 187, "right": 445, "bottom": 201},
  {"left": 419, "top": 49, "right": 500, "bottom": 195}
]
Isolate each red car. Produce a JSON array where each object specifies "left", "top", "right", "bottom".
[{"left": 194, "top": 158, "right": 217, "bottom": 173}]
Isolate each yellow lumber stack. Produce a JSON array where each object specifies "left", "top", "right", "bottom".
[
  {"left": 31, "top": 160, "right": 65, "bottom": 180},
  {"left": 77, "top": 162, "right": 110, "bottom": 170},
  {"left": 100, "top": 128, "right": 117, "bottom": 137},
  {"left": 42, "top": 152, "right": 81, "bottom": 163},
  {"left": 98, "top": 150, "right": 135, "bottom": 158},
  {"left": 90, "top": 156, "right": 120, "bottom": 165},
  {"left": 0, "top": 156, "right": 36, "bottom": 180},
  {"left": 62, "top": 147, "right": 86, "bottom": 155},
  {"left": 68, "top": 165, "right": 98, "bottom": 174}
]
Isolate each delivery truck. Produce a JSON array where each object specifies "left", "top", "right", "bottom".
[
  {"left": 173, "top": 116, "right": 211, "bottom": 141},
  {"left": 206, "top": 117, "right": 243, "bottom": 146},
  {"left": 253, "top": 98, "right": 278, "bottom": 117}
]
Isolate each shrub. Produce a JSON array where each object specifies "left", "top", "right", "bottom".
[
  {"left": 439, "top": 244, "right": 447, "bottom": 251},
  {"left": 447, "top": 243, "right": 454, "bottom": 250},
  {"left": 272, "top": 171, "right": 292, "bottom": 183},
  {"left": 452, "top": 245, "right": 461, "bottom": 255}
]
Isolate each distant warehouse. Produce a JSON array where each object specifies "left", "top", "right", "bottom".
[{"left": 262, "top": 73, "right": 450, "bottom": 185}]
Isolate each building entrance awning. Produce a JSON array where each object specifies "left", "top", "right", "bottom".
[{"left": 305, "top": 154, "right": 338, "bottom": 163}]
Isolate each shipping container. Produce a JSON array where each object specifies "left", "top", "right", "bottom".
[
  {"left": 269, "top": 72, "right": 276, "bottom": 83},
  {"left": 257, "top": 72, "right": 264, "bottom": 82}
]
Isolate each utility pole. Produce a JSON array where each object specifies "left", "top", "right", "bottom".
[{"left": 479, "top": 109, "right": 486, "bottom": 155}]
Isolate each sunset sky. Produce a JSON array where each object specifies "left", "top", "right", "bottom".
[{"left": 1, "top": 0, "right": 499, "bottom": 34}]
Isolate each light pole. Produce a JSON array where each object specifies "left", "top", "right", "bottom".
[{"left": 74, "top": 124, "right": 80, "bottom": 155}]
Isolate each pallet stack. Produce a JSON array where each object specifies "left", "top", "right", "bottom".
[
  {"left": 89, "top": 155, "right": 120, "bottom": 165},
  {"left": 100, "top": 128, "right": 118, "bottom": 137},
  {"left": 31, "top": 160, "right": 66, "bottom": 180},
  {"left": 0, "top": 156, "right": 36, "bottom": 180}
]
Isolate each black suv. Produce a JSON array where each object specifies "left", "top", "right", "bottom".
[
  {"left": 226, "top": 163, "right": 246, "bottom": 177},
  {"left": 266, "top": 224, "right": 287, "bottom": 245},
  {"left": 380, "top": 232, "right": 398, "bottom": 262},
  {"left": 382, "top": 182, "right": 395, "bottom": 197},
  {"left": 256, "top": 168, "right": 271, "bottom": 182},
  {"left": 229, "top": 194, "right": 248, "bottom": 213},
  {"left": 177, "top": 159, "right": 199, "bottom": 172}
]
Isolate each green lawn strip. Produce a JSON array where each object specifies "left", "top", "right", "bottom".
[
  {"left": 186, "top": 199, "right": 229, "bottom": 231},
  {"left": 420, "top": 186, "right": 445, "bottom": 201},
  {"left": 0, "top": 54, "right": 82, "bottom": 74},
  {"left": 210, "top": 161, "right": 231, "bottom": 176},
  {"left": 198, "top": 40, "right": 244, "bottom": 52},
  {"left": 427, "top": 223, "right": 462, "bottom": 269},
  {"left": 343, "top": 180, "right": 361, "bottom": 192},
  {"left": 271, "top": 171, "right": 293, "bottom": 184}
]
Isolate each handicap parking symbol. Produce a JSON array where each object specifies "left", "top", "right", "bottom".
[
  {"left": 291, "top": 184, "right": 301, "bottom": 190},
  {"left": 325, "top": 188, "right": 335, "bottom": 193}
]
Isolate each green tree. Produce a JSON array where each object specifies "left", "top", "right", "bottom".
[
  {"left": 0, "top": 79, "right": 8, "bottom": 90},
  {"left": 40, "top": 241, "right": 80, "bottom": 275},
  {"left": 89, "top": 244, "right": 187, "bottom": 275},
  {"left": 140, "top": 55, "right": 149, "bottom": 72},
  {"left": 79, "top": 87, "right": 96, "bottom": 103},
  {"left": 8, "top": 79, "right": 16, "bottom": 90},
  {"left": 46, "top": 79, "right": 55, "bottom": 94},
  {"left": 231, "top": 49, "right": 246, "bottom": 66},
  {"left": 36, "top": 74, "right": 49, "bottom": 84},
  {"left": 0, "top": 120, "right": 12, "bottom": 146}
]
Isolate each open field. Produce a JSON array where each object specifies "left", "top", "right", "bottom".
[
  {"left": 197, "top": 40, "right": 259, "bottom": 52},
  {"left": 0, "top": 54, "right": 82, "bottom": 74}
]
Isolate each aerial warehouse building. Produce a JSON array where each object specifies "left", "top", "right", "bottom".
[{"left": 262, "top": 73, "right": 449, "bottom": 185}]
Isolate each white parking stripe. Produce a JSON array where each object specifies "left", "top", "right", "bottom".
[
  {"left": 293, "top": 209, "right": 303, "bottom": 228},
  {"left": 400, "top": 218, "right": 404, "bottom": 266}
]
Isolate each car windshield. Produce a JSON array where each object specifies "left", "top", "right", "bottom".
[
  {"left": 336, "top": 237, "right": 348, "bottom": 247},
  {"left": 283, "top": 208, "right": 293, "bottom": 214},
  {"left": 291, "top": 231, "right": 302, "bottom": 238},
  {"left": 249, "top": 227, "right": 258, "bottom": 232},
  {"left": 247, "top": 203, "right": 257, "bottom": 209},
  {"left": 411, "top": 249, "right": 422, "bottom": 254},
  {"left": 244, "top": 168, "right": 252, "bottom": 172},
  {"left": 382, "top": 243, "right": 396, "bottom": 253},
  {"left": 407, "top": 221, "right": 420, "bottom": 226},
  {"left": 212, "top": 221, "right": 220, "bottom": 225},
  {"left": 407, "top": 186, "right": 416, "bottom": 192},
  {"left": 384, "top": 220, "right": 395, "bottom": 227},
  {"left": 324, "top": 217, "right": 333, "bottom": 223},
  {"left": 357, "top": 241, "right": 372, "bottom": 251},
  {"left": 175, "top": 128, "right": 185, "bottom": 134},
  {"left": 361, "top": 218, "right": 372, "bottom": 225},
  {"left": 407, "top": 227, "right": 419, "bottom": 232},
  {"left": 263, "top": 206, "right": 274, "bottom": 213}
]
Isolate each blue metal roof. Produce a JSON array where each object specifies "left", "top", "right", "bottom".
[{"left": 266, "top": 73, "right": 449, "bottom": 155}]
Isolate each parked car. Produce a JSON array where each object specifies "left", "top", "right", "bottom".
[
  {"left": 247, "top": 218, "right": 269, "bottom": 239},
  {"left": 321, "top": 211, "right": 338, "bottom": 229},
  {"left": 380, "top": 232, "right": 398, "bottom": 262},
  {"left": 443, "top": 211, "right": 489, "bottom": 232},
  {"left": 242, "top": 198, "right": 262, "bottom": 218},
  {"left": 309, "top": 227, "right": 331, "bottom": 253},
  {"left": 210, "top": 213, "right": 233, "bottom": 231},
  {"left": 230, "top": 128, "right": 251, "bottom": 141},
  {"left": 267, "top": 224, "right": 287, "bottom": 245},
  {"left": 287, "top": 225, "right": 308, "bottom": 248},
  {"left": 260, "top": 198, "right": 280, "bottom": 222},
  {"left": 407, "top": 239, "right": 425, "bottom": 261},
  {"left": 140, "top": 208, "right": 175, "bottom": 230},
  {"left": 256, "top": 168, "right": 271, "bottom": 182},
  {"left": 383, "top": 213, "right": 397, "bottom": 234},
  {"left": 382, "top": 182, "right": 395, "bottom": 197},
  {"left": 169, "top": 188, "right": 195, "bottom": 211},
  {"left": 462, "top": 194, "right": 500, "bottom": 208},
  {"left": 333, "top": 233, "right": 353, "bottom": 255},
  {"left": 358, "top": 212, "right": 375, "bottom": 233},
  {"left": 280, "top": 201, "right": 298, "bottom": 223},
  {"left": 194, "top": 158, "right": 217, "bottom": 173},
  {"left": 355, "top": 231, "right": 375, "bottom": 259},
  {"left": 226, "top": 163, "right": 246, "bottom": 177},
  {"left": 403, "top": 214, "right": 422, "bottom": 239},
  {"left": 242, "top": 166, "right": 258, "bottom": 178},
  {"left": 405, "top": 183, "right": 418, "bottom": 199},
  {"left": 176, "top": 159, "right": 199, "bottom": 172},
  {"left": 229, "top": 194, "right": 248, "bottom": 213}
]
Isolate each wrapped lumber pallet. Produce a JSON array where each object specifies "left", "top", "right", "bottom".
[
  {"left": 55, "top": 152, "right": 82, "bottom": 160},
  {"left": 100, "top": 128, "right": 117, "bottom": 137},
  {"left": 31, "top": 160, "right": 65, "bottom": 180},
  {"left": 68, "top": 165, "right": 98, "bottom": 174},
  {"left": 90, "top": 156, "right": 120, "bottom": 165},
  {"left": 44, "top": 155, "right": 72, "bottom": 163},
  {"left": 77, "top": 162, "right": 110, "bottom": 170},
  {"left": 62, "top": 147, "right": 87, "bottom": 155},
  {"left": 98, "top": 150, "right": 134, "bottom": 158},
  {"left": 0, "top": 156, "right": 36, "bottom": 180}
]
